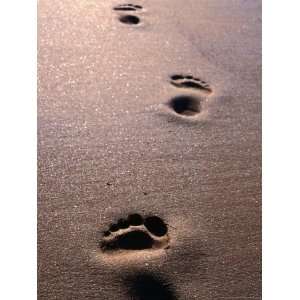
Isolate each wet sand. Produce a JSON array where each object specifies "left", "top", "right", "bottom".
[{"left": 38, "top": 0, "right": 261, "bottom": 299}]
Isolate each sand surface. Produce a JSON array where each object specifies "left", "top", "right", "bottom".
[{"left": 38, "top": 0, "right": 261, "bottom": 299}]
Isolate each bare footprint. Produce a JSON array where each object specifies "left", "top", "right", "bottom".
[
  {"left": 166, "top": 74, "right": 213, "bottom": 117},
  {"left": 100, "top": 214, "right": 169, "bottom": 252},
  {"left": 113, "top": 4, "right": 143, "bottom": 11},
  {"left": 170, "top": 74, "right": 212, "bottom": 94},
  {"left": 114, "top": 3, "right": 143, "bottom": 25}
]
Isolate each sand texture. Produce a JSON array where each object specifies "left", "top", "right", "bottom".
[{"left": 38, "top": 0, "right": 261, "bottom": 299}]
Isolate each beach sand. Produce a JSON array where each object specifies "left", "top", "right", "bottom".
[{"left": 38, "top": 0, "right": 261, "bottom": 299}]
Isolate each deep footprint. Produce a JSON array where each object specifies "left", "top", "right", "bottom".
[
  {"left": 119, "top": 14, "right": 140, "bottom": 25},
  {"left": 170, "top": 74, "right": 212, "bottom": 93},
  {"left": 168, "top": 95, "right": 201, "bottom": 116},
  {"left": 100, "top": 214, "right": 169, "bottom": 252},
  {"left": 113, "top": 4, "right": 143, "bottom": 11}
]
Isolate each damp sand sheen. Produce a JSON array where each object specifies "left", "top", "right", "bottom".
[{"left": 38, "top": 0, "right": 261, "bottom": 299}]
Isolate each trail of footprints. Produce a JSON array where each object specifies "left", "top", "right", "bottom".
[
  {"left": 97, "top": 3, "right": 215, "bottom": 298},
  {"left": 112, "top": 3, "right": 214, "bottom": 117}
]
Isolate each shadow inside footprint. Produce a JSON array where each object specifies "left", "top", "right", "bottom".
[
  {"left": 119, "top": 15, "right": 140, "bottom": 25},
  {"left": 144, "top": 216, "right": 168, "bottom": 237},
  {"left": 102, "top": 230, "right": 154, "bottom": 250},
  {"left": 168, "top": 95, "right": 201, "bottom": 116},
  {"left": 126, "top": 273, "right": 177, "bottom": 300}
]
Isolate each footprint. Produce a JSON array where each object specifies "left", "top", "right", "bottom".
[
  {"left": 170, "top": 74, "right": 212, "bottom": 94},
  {"left": 100, "top": 214, "right": 169, "bottom": 252},
  {"left": 166, "top": 74, "right": 213, "bottom": 117},
  {"left": 113, "top": 4, "right": 143, "bottom": 11},
  {"left": 114, "top": 3, "right": 143, "bottom": 25},
  {"left": 126, "top": 272, "right": 177, "bottom": 300}
]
